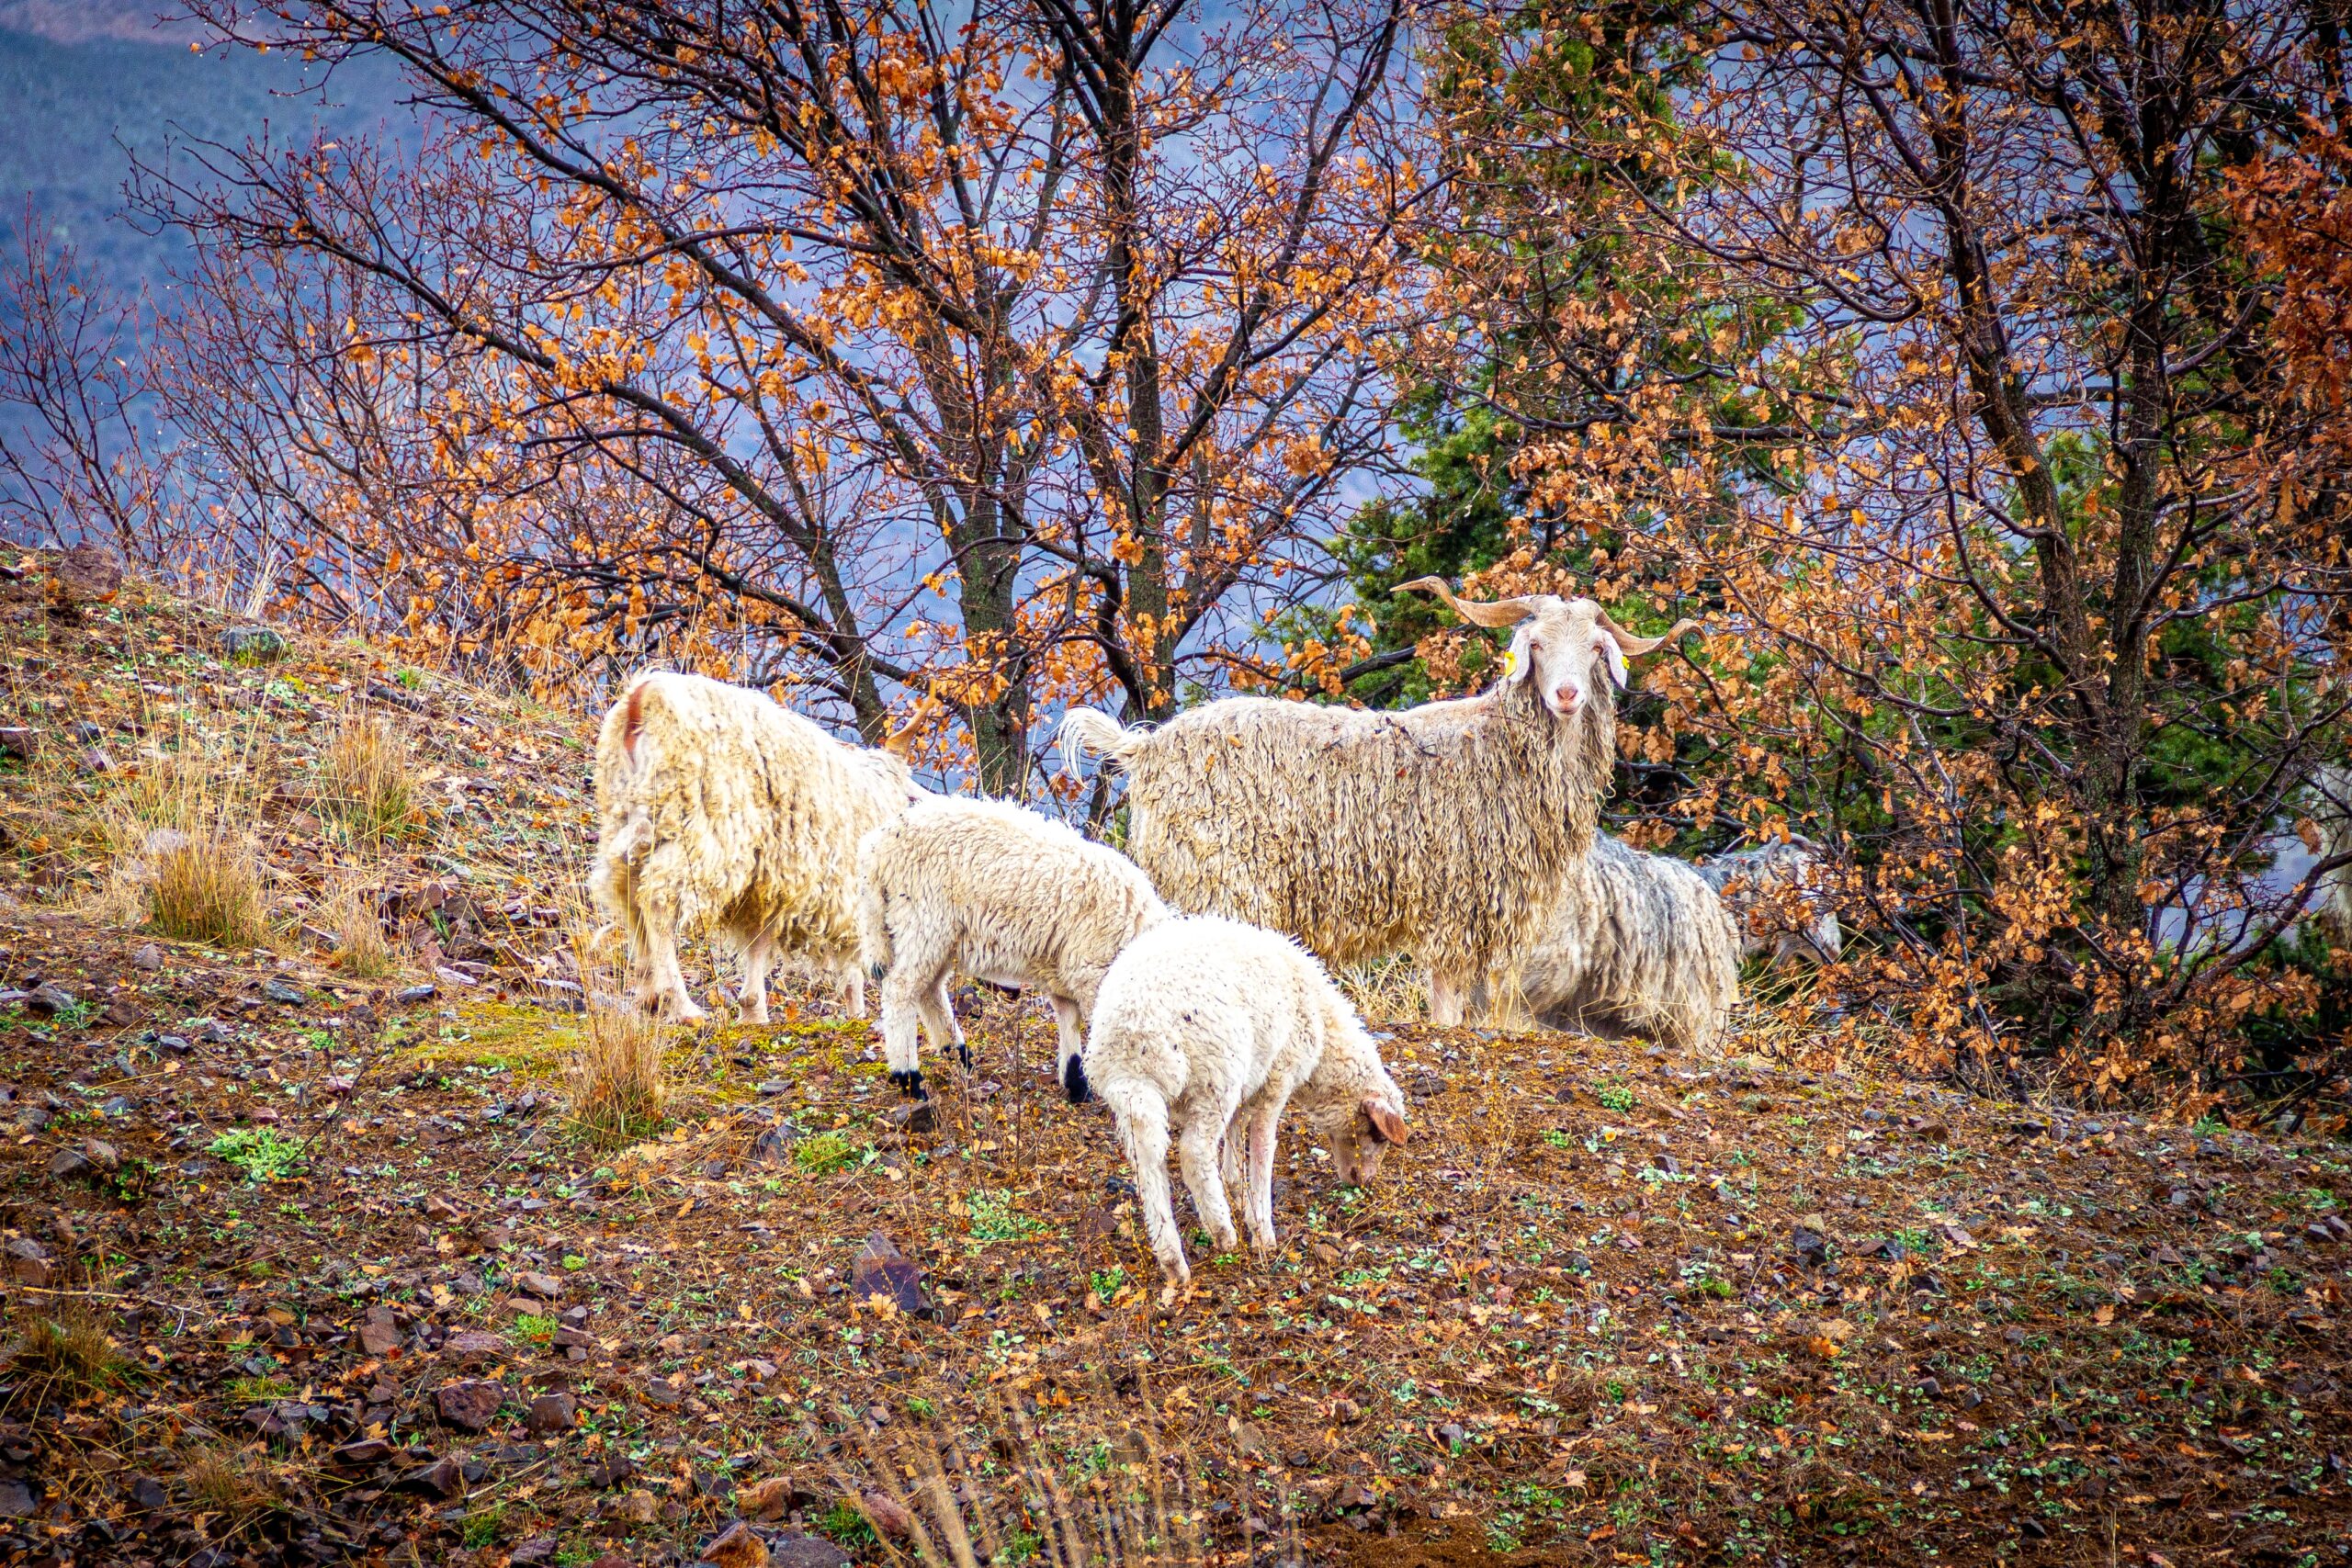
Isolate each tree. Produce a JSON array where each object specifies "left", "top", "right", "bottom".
[{"left": 152, "top": 0, "right": 1420, "bottom": 791}]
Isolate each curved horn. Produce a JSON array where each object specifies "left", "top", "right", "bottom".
[
  {"left": 1600, "top": 613, "right": 1700, "bottom": 658},
  {"left": 1393, "top": 575, "right": 1544, "bottom": 629},
  {"left": 878, "top": 695, "right": 938, "bottom": 758}
]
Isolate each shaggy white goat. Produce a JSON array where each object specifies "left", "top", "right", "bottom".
[
  {"left": 2314, "top": 764, "right": 2352, "bottom": 943},
  {"left": 1061, "top": 578, "right": 1695, "bottom": 1026},
  {"left": 854, "top": 796, "right": 1168, "bottom": 1101},
  {"left": 588, "top": 671, "right": 924, "bottom": 1022},
  {"left": 1083, "top": 915, "right": 1409, "bottom": 1291},
  {"left": 1512, "top": 832, "right": 1741, "bottom": 1053},
  {"left": 1695, "top": 838, "right": 1843, "bottom": 968}
]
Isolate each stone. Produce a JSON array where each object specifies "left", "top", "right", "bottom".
[
  {"left": 435, "top": 965, "right": 481, "bottom": 989},
  {"left": 860, "top": 1490, "right": 915, "bottom": 1540},
  {"left": 703, "top": 1522, "right": 770, "bottom": 1568},
  {"left": 47, "top": 1145, "right": 94, "bottom": 1181},
  {"left": 24, "top": 983, "right": 76, "bottom": 1016},
  {"left": 81, "top": 1138, "right": 120, "bottom": 1174},
  {"left": 0, "top": 1477, "right": 36, "bottom": 1517},
  {"left": 443, "top": 1329, "right": 509, "bottom": 1365},
  {"left": 72, "top": 720, "right": 105, "bottom": 744},
  {"left": 1789, "top": 1227, "right": 1829, "bottom": 1269},
  {"left": 222, "top": 626, "right": 287, "bottom": 662},
  {"left": 51, "top": 543, "right": 123, "bottom": 604},
  {"left": 850, "top": 1233, "right": 933, "bottom": 1320},
  {"left": 357, "top": 1318, "right": 405, "bottom": 1357},
  {"left": 398, "top": 1456, "right": 465, "bottom": 1500},
  {"left": 435, "top": 1379, "right": 504, "bottom": 1432},
  {"left": 734, "top": 1476, "right": 791, "bottom": 1522},
  {"left": 76, "top": 747, "right": 115, "bottom": 773},
  {"left": 526, "top": 1392, "right": 576, "bottom": 1435},
  {"left": 749, "top": 1122, "right": 802, "bottom": 1165},
  {"left": 883, "top": 1100, "right": 935, "bottom": 1134},
  {"left": 510, "top": 1540, "right": 558, "bottom": 1566},
  {"left": 262, "top": 977, "right": 306, "bottom": 1005},
  {"left": 330, "top": 1438, "right": 396, "bottom": 1466},
  {"left": 607, "top": 1489, "right": 661, "bottom": 1526},
  {"left": 130, "top": 942, "right": 164, "bottom": 973},
  {"left": 16, "top": 1106, "right": 47, "bottom": 1133},
  {"left": 424, "top": 1193, "right": 464, "bottom": 1221},
  {"left": 128, "top": 1475, "right": 169, "bottom": 1511},
  {"left": 0, "top": 728, "right": 35, "bottom": 761},
  {"left": 393, "top": 984, "right": 437, "bottom": 1005},
  {"left": 645, "top": 1377, "right": 684, "bottom": 1409},
  {"left": 766, "top": 1534, "right": 853, "bottom": 1568},
  {"left": 6, "top": 1236, "right": 52, "bottom": 1285},
  {"left": 515, "top": 1270, "right": 565, "bottom": 1300}
]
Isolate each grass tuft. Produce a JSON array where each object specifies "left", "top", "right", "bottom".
[
  {"left": 326, "top": 880, "right": 395, "bottom": 977},
  {"left": 314, "top": 711, "right": 418, "bottom": 846},
  {"left": 6, "top": 1301, "right": 130, "bottom": 1407},
  {"left": 96, "top": 749, "right": 271, "bottom": 949},
  {"left": 565, "top": 1007, "right": 667, "bottom": 1149}
]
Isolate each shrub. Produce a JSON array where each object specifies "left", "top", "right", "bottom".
[
  {"left": 314, "top": 713, "right": 417, "bottom": 846},
  {"left": 564, "top": 1009, "right": 666, "bottom": 1149}
]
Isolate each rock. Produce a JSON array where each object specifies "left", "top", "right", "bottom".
[
  {"left": 51, "top": 543, "right": 123, "bottom": 604},
  {"left": 526, "top": 1392, "right": 576, "bottom": 1435},
  {"left": 766, "top": 1534, "right": 853, "bottom": 1568},
  {"left": 393, "top": 983, "right": 437, "bottom": 1005},
  {"left": 510, "top": 1540, "right": 558, "bottom": 1566},
  {"left": 357, "top": 1318, "right": 406, "bottom": 1357},
  {"left": 1790, "top": 1227, "right": 1829, "bottom": 1269},
  {"left": 128, "top": 1475, "right": 169, "bottom": 1511},
  {"left": 850, "top": 1233, "right": 933, "bottom": 1320},
  {"left": 645, "top": 1377, "right": 684, "bottom": 1408},
  {"left": 749, "top": 1122, "right": 802, "bottom": 1165},
  {"left": 398, "top": 1456, "right": 466, "bottom": 1500},
  {"left": 424, "top": 1193, "right": 464, "bottom": 1221},
  {"left": 72, "top": 720, "right": 105, "bottom": 744},
  {"left": 435, "top": 965, "right": 481, "bottom": 989},
  {"left": 756, "top": 1079, "right": 792, "bottom": 1097},
  {"left": 703, "top": 1522, "right": 770, "bottom": 1568},
  {"left": 24, "top": 983, "right": 76, "bottom": 1016},
  {"left": 6, "top": 1236, "right": 52, "bottom": 1285},
  {"left": 435, "top": 1379, "right": 504, "bottom": 1432},
  {"left": 861, "top": 1491, "right": 916, "bottom": 1540},
  {"left": 223, "top": 626, "right": 287, "bottom": 662},
  {"left": 883, "top": 1100, "right": 936, "bottom": 1134},
  {"left": 734, "top": 1477, "right": 791, "bottom": 1522},
  {"left": 47, "top": 1148, "right": 91, "bottom": 1182},
  {"left": 262, "top": 977, "right": 306, "bottom": 1005},
  {"left": 606, "top": 1489, "right": 661, "bottom": 1526},
  {"left": 82, "top": 1138, "right": 120, "bottom": 1174},
  {"left": 515, "top": 1270, "right": 565, "bottom": 1300},
  {"left": 76, "top": 746, "right": 115, "bottom": 773},
  {"left": 0, "top": 1477, "right": 36, "bottom": 1517},
  {"left": 330, "top": 1438, "right": 396, "bottom": 1466},
  {"left": 589, "top": 1556, "right": 635, "bottom": 1568},
  {"left": 0, "top": 728, "right": 35, "bottom": 761}
]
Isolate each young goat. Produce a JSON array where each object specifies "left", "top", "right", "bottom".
[
  {"left": 1083, "top": 916, "right": 1408, "bottom": 1292},
  {"left": 855, "top": 797, "right": 1167, "bottom": 1100}
]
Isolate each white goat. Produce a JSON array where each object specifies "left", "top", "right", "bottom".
[
  {"left": 854, "top": 796, "right": 1168, "bottom": 1101},
  {"left": 1514, "top": 832, "right": 1741, "bottom": 1053},
  {"left": 1694, "top": 838, "right": 1843, "bottom": 968},
  {"left": 2312, "top": 764, "right": 2352, "bottom": 943},
  {"left": 1083, "top": 915, "right": 1409, "bottom": 1291},
  {"left": 588, "top": 671, "right": 924, "bottom": 1021},
  {"left": 1061, "top": 578, "right": 1696, "bottom": 1026}
]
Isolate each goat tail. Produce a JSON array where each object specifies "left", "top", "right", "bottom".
[{"left": 1057, "top": 707, "right": 1144, "bottom": 775}]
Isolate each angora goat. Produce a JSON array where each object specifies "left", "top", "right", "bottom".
[
  {"left": 1083, "top": 915, "right": 1408, "bottom": 1292},
  {"left": 854, "top": 796, "right": 1167, "bottom": 1101},
  {"left": 1695, "top": 838, "right": 1843, "bottom": 968},
  {"left": 1512, "top": 832, "right": 1741, "bottom": 1053},
  {"left": 1061, "top": 578, "right": 1695, "bottom": 1026},
  {"left": 2314, "top": 764, "right": 2352, "bottom": 943},
  {"left": 589, "top": 671, "right": 924, "bottom": 1021}
]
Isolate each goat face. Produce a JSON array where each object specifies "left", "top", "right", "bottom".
[
  {"left": 1327, "top": 1093, "right": 1408, "bottom": 1186},
  {"left": 1393, "top": 577, "right": 1697, "bottom": 722}
]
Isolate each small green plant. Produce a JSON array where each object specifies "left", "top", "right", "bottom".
[
  {"left": 225, "top": 1373, "right": 294, "bottom": 1404},
  {"left": 795, "top": 1131, "right": 858, "bottom": 1176},
  {"left": 820, "top": 1499, "right": 878, "bottom": 1547},
  {"left": 967, "top": 1189, "right": 1046, "bottom": 1245},
  {"left": 1001, "top": 1529, "right": 1044, "bottom": 1562},
  {"left": 1543, "top": 1128, "right": 1574, "bottom": 1148},
  {"left": 461, "top": 1504, "right": 507, "bottom": 1550},
  {"left": 1596, "top": 1081, "right": 1637, "bottom": 1112},
  {"left": 209, "top": 1128, "right": 308, "bottom": 1184},
  {"left": 393, "top": 667, "right": 424, "bottom": 690},
  {"left": 512, "top": 1314, "right": 559, "bottom": 1346},
  {"left": 1090, "top": 1267, "right": 1127, "bottom": 1299},
  {"left": 905, "top": 1394, "right": 935, "bottom": 1418}
]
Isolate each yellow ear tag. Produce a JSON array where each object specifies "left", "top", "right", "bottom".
[{"left": 1500, "top": 646, "right": 1521, "bottom": 680}]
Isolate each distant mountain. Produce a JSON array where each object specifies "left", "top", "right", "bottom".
[{"left": 0, "top": 14, "right": 411, "bottom": 301}]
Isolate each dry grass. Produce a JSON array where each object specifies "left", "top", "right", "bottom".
[
  {"left": 95, "top": 748, "right": 272, "bottom": 950},
  {"left": 6, "top": 1299, "right": 130, "bottom": 1409},
  {"left": 183, "top": 1441, "right": 281, "bottom": 1521},
  {"left": 313, "top": 710, "right": 418, "bottom": 846},
  {"left": 325, "top": 879, "right": 396, "bottom": 977},
  {"left": 564, "top": 1005, "right": 668, "bottom": 1148}
]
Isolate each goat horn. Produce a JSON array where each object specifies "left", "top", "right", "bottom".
[
  {"left": 1393, "top": 575, "right": 1544, "bottom": 629},
  {"left": 1600, "top": 614, "right": 1700, "bottom": 658},
  {"left": 878, "top": 696, "right": 937, "bottom": 758}
]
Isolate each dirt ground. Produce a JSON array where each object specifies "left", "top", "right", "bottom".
[{"left": 0, "top": 555, "right": 2347, "bottom": 1568}]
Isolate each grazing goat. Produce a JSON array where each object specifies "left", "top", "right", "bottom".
[
  {"left": 1513, "top": 833, "right": 1740, "bottom": 1053},
  {"left": 1061, "top": 578, "right": 1694, "bottom": 1025},
  {"left": 1695, "top": 838, "right": 1843, "bottom": 968},
  {"left": 854, "top": 796, "right": 1168, "bottom": 1100},
  {"left": 1083, "top": 915, "right": 1408, "bottom": 1291},
  {"left": 589, "top": 671, "right": 923, "bottom": 1022}
]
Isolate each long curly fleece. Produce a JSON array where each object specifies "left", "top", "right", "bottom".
[
  {"left": 1516, "top": 831, "right": 1741, "bottom": 1055},
  {"left": 589, "top": 671, "right": 922, "bottom": 1021}
]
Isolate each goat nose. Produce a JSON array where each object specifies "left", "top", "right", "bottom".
[{"left": 1553, "top": 685, "right": 1580, "bottom": 710}]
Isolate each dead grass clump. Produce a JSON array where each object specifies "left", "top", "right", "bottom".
[
  {"left": 183, "top": 1442, "right": 280, "bottom": 1518},
  {"left": 6, "top": 1300, "right": 130, "bottom": 1408},
  {"left": 1334, "top": 955, "right": 1426, "bottom": 1027},
  {"left": 565, "top": 1007, "right": 667, "bottom": 1148},
  {"left": 314, "top": 711, "right": 418, "bottom": 846},
  {"left": 326, "top": 881, "right": 395, "bottom": 977},
  {"left": 96, "top": 751, "right": 271, "bottom": 949}
]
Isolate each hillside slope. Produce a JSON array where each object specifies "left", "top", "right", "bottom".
[{"left": 0, "top": 555, "right": 2346, "bottom": 1568}]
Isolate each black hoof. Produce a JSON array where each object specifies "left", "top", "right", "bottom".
[
  {"left": 955, "top": 1042, "right": 974, "bottom": 1071},
  {"left": 1062, "top": 1056, "right": 1091, "bottom": 1105},
  {"left": 888, "top": 1069, "right": 928, "bottom": 1100}
]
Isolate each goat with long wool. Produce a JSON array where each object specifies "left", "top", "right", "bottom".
[
  {"left": 1060, "top": 578, "right": 1694, "bottom": 1024},
  {"left": 2314, "top": 764, "right": 2352, "bottom": 944},
  {"left": 1695, "top": 838, "right": 1843, "bottom": 969},
  {"left": 1511, "top": 832, "right": 1741, "bottom": 1053},
  {"left": 589, "top": 671, "right": 925, "bottom": 1021},
  {"left": 854, "top": 795, "right": 1168, "bottom": 1100}
]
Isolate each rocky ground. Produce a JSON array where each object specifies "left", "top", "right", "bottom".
[{"left": 0, "top": 552, "right": 2346, "bottom": 1568}]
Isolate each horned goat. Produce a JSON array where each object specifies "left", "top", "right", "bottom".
[
  {"left": 1083, "top": 915, "right": 1408, "bottom": 1292},
  {"left": 1511, "top": 832, "right": 1740, "bottom": 1054},
  {"left": 1695, "top": 838, "right": 1843, "bottom": 968},
  {"left": 588, "top": 671, "right": 924, "bottom": 1022},
  {"left": 854, "top": 796, "right": 1168, "bottom": 1101},
  {"left": 1060, "top": 578, "right": 1695, "bottom": 1026},
  {"left": 2314, "top": 764, "right": 2352, "bottom": 944}
]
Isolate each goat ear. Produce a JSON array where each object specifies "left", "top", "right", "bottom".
[
  {"left": 1363, "top": 1098, "right": 1408, "bottom": 1146},
  {"left": 1500, "top": 629, "right": 1535, "bottom": 685},
  {"left": 1597, "top": 635, "right": 1630, "bottom": 690}
]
